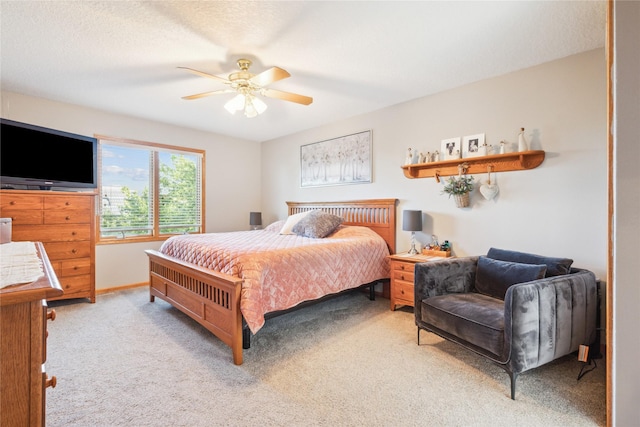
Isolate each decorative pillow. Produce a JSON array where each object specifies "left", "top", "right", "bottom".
[
  {"left": 279, "top": 211, "right": 312, "bottom": 235},
  {"left": 487, "top": 247, "right": 573, "bottom": 277},
  {"left": 264, "top": 220, "right": 285, "bottom": 233},
  {"left": 475, "top": 256, "right": 547, "bottom": 300},
  {"left": 291, "top": 210, "right": 344, "bottom": 238}
]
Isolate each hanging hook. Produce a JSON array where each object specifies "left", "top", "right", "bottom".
[{"left": 458, "top": 162, "right": 470, "bottom": 176}]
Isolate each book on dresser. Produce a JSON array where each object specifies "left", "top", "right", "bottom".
[{"left": 0, "top": 189, "right": 96, "bottom": 302}]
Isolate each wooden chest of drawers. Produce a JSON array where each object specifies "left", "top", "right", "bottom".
[
  {"left": 0, "top": 242, "right": 63, "bottom": 426},
  {"left": 388, "top": 253, "right": 448, "bottom": 310},
  {"left": 0, "top": 190, "right": 96, "bottom": 302},
  {"left": 389, "top": 258, "right": 416, "bottom": 310}
]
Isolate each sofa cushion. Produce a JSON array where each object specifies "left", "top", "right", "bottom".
[
  {"left": 475, "top": 256, "right": 547, "bottom": 300},
  {"left": 421, "top": 293, "right": 506, "bottom": 359},
  {"left": 487, "top": 247, "right": 573, "bottom": 277}
]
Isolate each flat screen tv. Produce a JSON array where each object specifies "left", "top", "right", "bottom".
[{"left": 1, "top": 118, "right": 98, "bottom": 190}]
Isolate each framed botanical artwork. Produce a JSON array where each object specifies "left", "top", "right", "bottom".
[
  {"left": 300, "top": 130, "right": 372, "bottom": 187},
  {"left": 441, "top": 137, "right": 461, "bottom": 161},
  {"left": 462, "top": 133, "right": 485, "bottom": 158}
]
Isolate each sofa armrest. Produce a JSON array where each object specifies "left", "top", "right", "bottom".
[
  {"left": 504, "top": 268, "right": 598, "bottom": 374},
  {"left": 414, "top": 257, "right": 478, "bottom": 322}
]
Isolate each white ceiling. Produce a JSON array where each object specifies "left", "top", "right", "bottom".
[{"left": 0, "top": 1, "right": 606, "bottom": 143}]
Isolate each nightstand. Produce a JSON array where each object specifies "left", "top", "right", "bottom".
[{"left": 387, "top": 252, "right": 447, "bottom": 310}]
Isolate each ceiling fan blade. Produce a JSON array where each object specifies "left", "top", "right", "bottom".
[
  {"left": 178, "top": 67, "right": 230, "bottom": 84},
  {"left": 262, "top": 88, "right": 313, "bottom": 105},
  {"left": 250, "top": 67, "right": 290, "bottom": 87},
  {"left": 181, "top": 89, "right": 235, "bottom": 100}
]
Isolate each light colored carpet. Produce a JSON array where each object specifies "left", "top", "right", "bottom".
[{"left": 46, "top": 287, "right": 606, "bottom": 426}]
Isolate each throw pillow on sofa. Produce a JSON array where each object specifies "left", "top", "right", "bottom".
[
  {"left": 475, "top": 256, "right": 547, "bottom": 300},
  {"left": 487, "top": 247, "right": 573, "bottom": 277}
]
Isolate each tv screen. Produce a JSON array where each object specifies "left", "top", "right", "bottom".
[{"left": 1, "top": 118, "right": 98, "bottom": 190}]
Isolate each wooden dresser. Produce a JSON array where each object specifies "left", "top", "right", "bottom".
[
  {"left": 0, "top": 242, "right": 63, "bottom": 426},
  {"left": 0, "top": 189, "right": 96, "bottom": 302}
]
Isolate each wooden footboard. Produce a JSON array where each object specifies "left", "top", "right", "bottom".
[{"left": 145, "top": 249, "right": 245, "bottom": 364}]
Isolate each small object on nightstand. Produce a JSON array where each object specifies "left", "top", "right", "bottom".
[
  {"left": 402, "top": 210, "right": 422, "bottom": 255},
  {"left": 422, "top": 248, "right": 451, "bottom": 257}
]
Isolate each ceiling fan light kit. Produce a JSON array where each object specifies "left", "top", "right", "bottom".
[
  {"left": 224, "top": 93, "right": 267, "bottom": 118},
  {"left": 180, "top": 58, "right": 312, "bottom": 118}
]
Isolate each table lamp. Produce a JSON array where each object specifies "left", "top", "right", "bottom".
[
  {"left": 402, "top": 210, "right": 422, "bottom": 254},
  {"left": 249, "top": 212, "right": 262, "bottom": 230}
]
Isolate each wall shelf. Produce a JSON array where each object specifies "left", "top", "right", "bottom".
[{"left": 401, "top": 150, "right": 545, "bottom": 180}]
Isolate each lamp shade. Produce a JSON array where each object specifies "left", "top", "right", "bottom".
[
  {"left": 402, "top": 210, "right": 422, "bottom": 232},
  {"left": 249, "top": 212, "right": 262, "bottom": 226}
]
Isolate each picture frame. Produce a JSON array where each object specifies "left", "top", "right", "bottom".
[
  {"left": 462, "top": 133, "right": 486, "bottom": 158},
  {"left": 441, "top": 137, "right": 461, "bottom": 161},
  {"left": 300, "top": 130, "right": 372, "bottom": 187}
]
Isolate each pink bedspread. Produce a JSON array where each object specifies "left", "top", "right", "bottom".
[{"left": 160, "top": 225, "right": 390, "bottom": 333}]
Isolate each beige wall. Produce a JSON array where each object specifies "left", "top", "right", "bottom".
[
  {"left": 612, "top": 1, "right": 640, "bottom": 424},
  {"left": 262, "top": 49, "right": 607, "bottom": 280},
  {"left": 0, "top": 91, "right": 262, "bottom": 289}
]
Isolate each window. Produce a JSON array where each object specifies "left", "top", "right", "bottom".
[{"left": 98, "top": 136, "right": 204, "bottom": 242}]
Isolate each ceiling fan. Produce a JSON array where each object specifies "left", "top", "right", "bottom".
[{"left": 179, "top": 59, "right": 313, "bottom": 118}]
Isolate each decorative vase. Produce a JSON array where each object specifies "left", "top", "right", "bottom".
[
  {"left": 518, "top": 127, "right": 528, "bottom": 152},
  {"left": 454, "top": 193, "right": 470, "bottom": 208}
]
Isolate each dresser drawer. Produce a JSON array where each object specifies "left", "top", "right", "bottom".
[
  {"left": 44, "top": 209, "right": 92, "bottom": 225},
  {"left": 44, "top": 196, "right": 92, "bottom": 211},
  {"left": 392, "top": 280, "right": 414, "bottom": 305},
  {"left": 0, "top": 209, "right": 44, "bottom": 225},
  {"left": 391, "top": 260, "right": 415, "bottom": 272},
  {"left": 392, "top": 269, "right": 414, "bottom": 283},
  {"left": 56, "top": 275, "right": 92, "bottom": 298},
  {"left": 13, "top": 224, "right": 91, "bottom": 242},
  {"left": 53, "top": 258, "right": 92, "bottom": 278},
  {"left": 0, "top": 193, "right": 43, "bottom": 210},
  {"left": 42, "top": 241, "right": 91, "bottom": 260}
]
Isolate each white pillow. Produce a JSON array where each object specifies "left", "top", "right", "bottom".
[{"left": 279, "top": 211, "right": 313, "bottom": 234}]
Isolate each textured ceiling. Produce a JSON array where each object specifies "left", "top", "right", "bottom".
[{"left": 0, "top": 1, "right": 606, "bottom": 142}]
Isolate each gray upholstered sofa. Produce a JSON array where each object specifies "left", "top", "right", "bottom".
[{"left": 414, "top": 248, "right": 598, "bottom": 399}]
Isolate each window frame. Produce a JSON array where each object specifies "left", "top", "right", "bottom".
[{"left": 96, "top": 135, "right": 205, "bottom": 245}]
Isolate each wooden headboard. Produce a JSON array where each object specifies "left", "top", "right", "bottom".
[{"left": 286, "top": 199, "right": 397, "bottom": 254}]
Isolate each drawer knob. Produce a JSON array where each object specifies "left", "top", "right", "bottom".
[
  {"left": 65, "top": 216, "right": 71, "bottom": 221},
  {"left": 400, "top": 275, "right": 405, "bottom": 280},
  {"left": 47, "top": 309, "right": 56, "bottom": 321},
  {"left": 45, "top": 375, "right": 57, "bottom": 389},
  {"left": 65, "top": 201, "right": 71, "bottom": 206},
  {"left": 71, "top": 249, "right": 77, "bottom": 254},
  {"left": 9, "top": 201, "right": 15, "bottom": 205},
  {"left": 400, "top": 265, "right": 406, "bottom": 270},
  {"left": 401, "top": 289, "right": 405, "bottom": 295},
  {"left": 71, "top": 231, "right": 77, "bottom": 236}
]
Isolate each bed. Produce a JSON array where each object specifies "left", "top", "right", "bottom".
[{"left": 145, "top": 199, "right": 397, "bottom": 365}]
